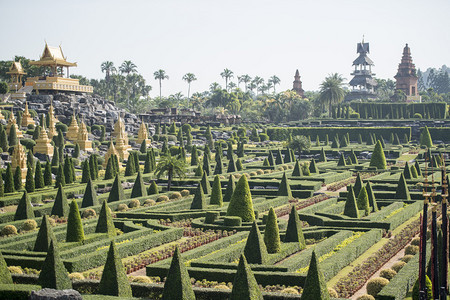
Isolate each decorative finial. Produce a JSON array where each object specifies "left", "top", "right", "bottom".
[{"left": 362, "top": 34, "right": 365, "bottom": 43}]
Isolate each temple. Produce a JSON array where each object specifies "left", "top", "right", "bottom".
[
  {"left": 394, "top": 43, "right": 420, "bottom": 102},
  {"left": 76, "top": 120, "right": 93, "bottom": 152},
  {"left": 21, "top": 102, "right": 35, "bottom": 127},
  {"left": 11, "top": 142, "right": 27, "bottom": 181},
  {"left": 346, "top": 38, "right": 377, "bottom": 101},
  {"left": 66, "top": 112, "right": 79, "bottom": 141},
  {"left": 6, "top": 60, "right": 26, "bottom": 93},
  {"left": 6, "top": 108, "right": 24, "bottom": 138},
  {"left": 292, "top": 69, "right": 305, "bottom": 97},
  {"left": 33, "top": 126, "right": 54, "bottom": 156},
  {"left": 136, "top": 121, "right": 151, "bottom": 147}
]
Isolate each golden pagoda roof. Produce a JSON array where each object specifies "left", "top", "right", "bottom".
[
  {"left": 30, "top": 43, "right": 77, "bottom": 67},
  {"left": 7, "top": 60, "right": 27, "bottom": 75}
]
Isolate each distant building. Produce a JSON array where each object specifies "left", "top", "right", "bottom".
[
  {"left": 394, "top": 43, "right": 420, "bottom": 102},
  {"left": 292, "top": 69, "right": 304, "bottom": 97},
  {"left": 346, "top": 39, "right": 377, "bottom": 101}
]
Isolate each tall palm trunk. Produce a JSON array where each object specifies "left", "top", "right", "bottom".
[
  {"left": 159, "top": 79, "right": 162, "bottom": 99},
  {"left": 167, "top": 168, "right": 173, "bottom": 191}
]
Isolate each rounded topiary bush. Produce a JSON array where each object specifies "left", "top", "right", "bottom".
[
  {"left": 205, "top": 211, "right": 220, "bottom": 224},
  {"left": 392, "top": 261, "right": 406, "bottom": 273},
  {"left": 214, "top": 284, "right": 231, "bottom": 290},
  {"left": 1, "top": 225, "right": 18, "bottom": 236},
  {"left": 366, "top": 277, "right": 389, "bottom": 297},
  {"left": 281, "top": 287, "right": 299, "bottom": 294},
  {"left": 328, "top": 288, "right": 338, "bottom": 298},
  {"left": 143, "top": 199, "right": 156, "bottom": 206},
  {"left": 131, "top": 276, "right": 153, "bottom": 284},
  {"left": 22, "top": 219, "right": 38, "bottom": 231},
  {"left": 69, "top": 272, "right": 85, "bottom": 280},
  {"left": 8, "top": 266, "right": 23, "bottom": 274},
  {"left": 169, "top": 192, "right": 182, "bottom": 200},
  {"left": 157, "top": 195, "right": 169, "bottom": 202},
  {"left": 129, "top": 199, "right": 140, "bottom": 208},
  {"left": 405, "top": 245, "right": 419, "bottom": 255},
  {"left": 81, "top": 209, "right": 96, "bottom": 218},
  {"left": 380, "top": 268, "right": 397, "bottom": 281},
  {"left": 410, "top": 237, "right": 420, "bottom": 246},
  {"left": 256, "top": 170, "right": 264, "bottom": 175},
  {"left": 249, "top": 172, "right": 257, "bottom": 177},
  {"left": 117, "top": 204, "right": 128, "bottom": 212},
  {"left": 356, "top": 295, "right": 375, "bottom": 300},
  {"left": 48, "top": 217, "right": 56, "bottom": 227},
  {"left": 224, "top": 216, "right": 242, "bottom": 227},
  {"left": 400, "top": 255, "right": 414, "bottom": 263},
  {"left": 180, "top": 189, "right": 190, "bottom": 197}
]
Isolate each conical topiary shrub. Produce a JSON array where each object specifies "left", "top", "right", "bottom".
[
  {"left": 214, "top": 154, "right": 223, "bottom": 175},
  {"left": 108, "top": 175, "right": 125, "bottom": 202},
  {"left": 227, "top": 155, "right": 237, "bottom": 173},
  {"left": 244, "top": 221, "right": 269, "bottom": 264},
  {"left": 191, "top": 184, "right": 206, "bottom": 210},
  {"left": 51, "top": 184, "right": 69, "bottom": 217},
  {"left": 343, "top": 185, "right": 359, "bottom": 218},
  {"left": 414, "top": 161, "right": 422, "bottom": 177},
  {"left": 275, "top": 149, "right": 284, "bottom": 165},
  {"left": 66, "top": 200, "right": 85, "bottom": 242},
  {"left": 210, "top": 175, "right": 223, "bottom": 206},
  {"left": 95, "top": 200, "right": 116, "bottom": 237},
  {"left": 369, "top": 140, "right": 387, "bottom": 170},
  {"left": 410, "top": 164, "right": 418, "bottom": 178},
  {"left": 98, "top": 241, "right": 132, "bottom": 297},
  {"left": 403, "top": 162, "right": 412, "bottom": 179},
  {"left": 337, "top": 153, "right": 346, "bottom": 166},
  {"left": 223, "top": 174, "right": 235, "bottom": 202},
  {"left": 284, "top": 206, "right": 306, "bottom": 249},
  {"left": 202, "top": 154, "right": 211, "bottom": 176},
  {"left": 226, "top": 175, "right": 255, "bottom": 222},
  {"left": 34, "top": 215, "right": 56, "bottom": 252},
  {"left": 230, "top": 254, "right": 263, "bottom": 300},
  {"left": 162, "top": 246, "right": 195, "bottom": 300},
  {"left": 148, "top": 181, "right": 159, "bottom": 195},
  {"left": 81, "top": 178, "right": 98, "bottom": 208},
  {"left": 395, "top": 173, "right": 411, "bottom": 200},
  {"left": 277, "top": 172, "right": 292, "bottom": 198},
  {"left": 0, "top": 251, "right": 13, "bottom": 284},
  {"left": 300, "top": 250, "right": 330, "bottom": 300},
  {"left": 350, "top": 149, "right": 358, "bottom": 164},
  {"left": 268, "top": 152, "right": 275, "bottom": 166},
  {"left": 200, "top": 171, "right": 211, "bottom": 194},
  {"left": 319, "top": 148, "right": 327, "bottom": 162},
  {"left": 236, "top": 158, "right": 243, "bottom": 171},
  {"left": 353, "top": 172, "right": 363, "bottom": 196},
  {"left": 34, "top": 161, "right": 45, "bottom": 189},
  {"left": 365, "top": 181, "right": 378, "bottom": 212},
  {"left": 38, "top": 240, "right": 72, "bottom": 290},
  {"left": 420, "top": 126, "right": 433, "bottom": 148},
  {"left": 14, "top": 191, "right": 34, "bottom": 221},
  {"left": 131, "top": 170, "right": 147, "bottom": 198},
  {"left": 357, "top": 186, "right": 370, "bottom": 216},
  {"left": 124, "top": 155, "right": 136, "bottom": 176},
  {"left": 292, "top": 160, "right": 303, "bottom": 177},
  {"left": 264, "top": 207, "right": 281, "bottom": 254},
  {"left": 309, "top": 159, "right": 318, "bottom": 173}
]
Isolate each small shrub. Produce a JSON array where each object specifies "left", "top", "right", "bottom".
[
  {"left": 391, "top": 261, "right": 406, "bottom": 273},
  {"left": 180, "top": 189, "right": 190, "bottom": 197},
  {"left": 356, "top": 295, "right": 375, "bottom": 300},
  {"left": 400, "top": 255, "right": 414, "bottom": 263},
  {"left": 224, "top": 216, "right": 242, "bottom": 226},
  {"left": 328, "top": 288, "right": 338, "bottom": 298},
  {"left": 1, "top": 225, "right": 18, "bottom": 236},
  {"left": 157, "top": 195, "right": 169, "bottom": 202},
  {"left": 249, "top": 172, "right": 257, "bottom": 177},
  {"left": 169, "top": 192, "right": 182, "bottom": 200},
  {"left": 131, "top": 276, "right": 153, "bottom": 284},
  {"left": 117, "top": 204, "right": 128, "bottom": 212},
  {"left": 410, "top": 237, "right": 420, "bottom": 246},
  {"left": 256, "top": 170, "right": 264, "bottom": 175},
  {"left": 69, "top": 273, "right": 85, "bottom": 280},
  {"left": 48, "top": 217, "right": 56, "bottom": 227},
  {"left": 413, "top": 113, "right": 422, "bottom": 119},
  {"left": 81, "top": 209, "right": 96, "bottom": 218},
  {"left": 366, "top": 277, "right": 389, "bottom": 297},
  {"left": 214, "top": 284, "right": 231, "bottom": 290},
  {"left": 281, "top": 287, "right": 299, "bottom": 294},
  {"left": 405, "top": 245, "right": 419, "bottom": 255},
  {"left": 380, "top": 268, "right": 397, "bottom": 281},
  {"left": 129, "top": 199, "right": 140, "bottom": 208},
  {"left": 8, "top": 266, "right": 23, "bottom": 274},
  {"left": 22, "top": 219, "right": 38, "bottom": 231},
  {"left": 143, "top": 199, "right": 156, "bottom": 206}
]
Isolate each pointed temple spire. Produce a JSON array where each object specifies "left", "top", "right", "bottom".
[
  {"left": 394, "top": 43, "right": 419, "bottom": 98},
  {"left": 292, "top": 69, "right": 305, "bottom": 97}
]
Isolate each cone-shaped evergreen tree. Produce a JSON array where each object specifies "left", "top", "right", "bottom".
[
  {"left": 162, "top": 246, "right": 195, "bottom": 300},
  {"left": 81, "top": 159, "right": 91, "bottom": 183},
  {"left": 34, "top": 215, "right": 56, "bottom": 252},
  {"left": 357, "top": 134, "right": 363, "bottom": 144},
  {"left": 14, "top": 191, "right": 34, "bottom": 220},
  {"left": 227, "top": 175, "right": 255, "bottom": 222},
  {"left": 300, "top": 251, "right": 330, "bottom": 300},
  {"left": 51, "top": 184, "right": 69, "bottom": 217},
  {"left": 8, "top": 122, "right": 17, "bottom": 146},
  {"left": 14, "top": 166, "right": 22, "bottom": 191},
  {"left": 369, "top": 140, "right": 387, "bottom": 169},
  {"left": 340, "top": 134, "right": 348, "bottom": 147},
  {"left": 95, "top": 200, "right": 116, "bottom": 237},
  {"left": 202, "top": 154, "right": 211, "bottom": 176},
  {"left": 34, "top": 161, "right": 44, "bottom": 189},
  {"left": 131, "top": 170, "right": 147, "bottom": 198},
  {"left": 104, "top": 158, "right": 114, "bottom": 180},
  {"left": 309, "top": 159, "right": 318, "bottom": 173},
  {"left": 27, "top": 151, "right": 35, "bottom": 172},
  {"left": 144, "top": 151, "right": 152, "bottom": 173},
  {"left": 420, "top": 126, "right": 433, "bottom": 148},
  {"left": 366, "top": 134, "right": 374, "bottom": 146},
  {"left": 230, "top": 254, "right": 263, "bottom": 300},
  {"left": 395, "top": 173, "right": 411, "bottom": 200},
  {"left": 66, "top": 200, "right": 85, "bottom": 242},
  {"left": 356, "top": 186, "right": 370, "bottom": 216},
  {"left": 275, "top": 149, "right": 284, "bottom": 165},
  {"left": 200, "top": 171, "right": 211, "bottom": 194},
  {"left": 148, "top": 181, "right": 159, "bottom": 195},
  {"left": 403, "top": 162, "right": 412, "bottom": 179},
  {"left": 353, "top": 172, "right": 363, "bottom": 196},
  {"left": 0, "top": 128, "right": 8, "bottom": 151},
  {"left": 350, "top": 149, "right": 358, "bottom": 164},
  {"left": 284, "top": 205, "right": 306, "bottom": 249},
  {"left": 190, "top": 145, "right": 198, "bottom": 166},
  {"left": 214, "top": 153, "right": 223, "bottom": 175},
  {"left": 132, "top": 151, "right": 139, "bottom": 171},
  {"left": 73, "top": 143, "right": 80, "bottom": 158},
  {"left": 343, "top": 185, "right": 359, "bottom": 218},
  {"left": 194, "top": 164, "right": 203, "bottom": 177},
  {"left": 227, "top": 154, "right": 237, "bottom": 173},
  {"left": 268, "top": 151, "right": 275, "bottom": 166},
  {"left": 63, "top": 156, "right": 73, "bottom": 184},
  {"left": 0, "top": 175, "right": 3, "bottom": 197},
  {"left": 81, "top": 178, "right": 98, "bottom": 208},
  {"left": 337, "top": 153, "right": 346, "bottom": 166},
  {"left": 55, "top": 163, "right": 65, "bottom": 187},
  {"left": 223, "top": 174, "right": 235, "bottom": 202},
  {"left": 346, "top": 156, "right": 353, "bottom": 166},
  {"left": 98, "top": 241, "right": 132, "bottom": 297},
  {"left": 277, "top": 172, "right": 292, "bottom": 198},
  {"left": 262, "top": 157, "right": 269, "bottom": 166},
  {"left": 365, "top": 181, "right": 378, "bottom": 212},
  {"left": 415, "top": 161, "right": 422, "bottom": 177},
  {"left": 25, "top": 163, "right": 35, "bottom": 192},
  {"left": 124, "top": 155, "right": 136, "bottom": 176},
  {"left": 331, "top": 135, "right": 339, "bottom": 148},
  {"left": 410, "top": 164, "right": 418, "bottom": 178},
  {"left": 264, "top": 207, "right": 281, "bottom": 253},
  {"left": 319, "top": 148, "right": 327, "bottom": 162},
  {"left": 139, "top": 140, "right": 147, "bottom": 154},
  {"left": 51, "top": 146, "right": 59, "bottom": 167},
  {"left": 292, "top": 160, "right": 303, "bottom": 177},
  {"left": 191, "top": 184, "right": 206, "bottom": 209},
  {"left": 236, "top": 158, "right": 243, "bottom": 171},
  {"left": 0, "top": 251, "right": 13, "bottom": 284},
  {"left": 44, "top": 160, "right": 52, "bottom": 186},
  {"left": 108, "top": 175, "right": 125, "bottom": 202},
  {"left": 244, "top": 221, "right": 268, "bottom": 264},
  {"left": 210, "top": 175, "right": 223, "bottom": 206},
  {"left": 393, "top": 133, "right": 401, "bottom": 145},
  {"left": 38, "top": 240, "right": 72, "bottom": 290},
  {"left": 227, "top": 142, "right": 234, "bottom": 160}
]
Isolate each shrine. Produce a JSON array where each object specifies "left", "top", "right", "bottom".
[
  {"left": 292, "top": 69, "right": 305, "bottom": 97},
  {"left": 394, "top": 43, "right": 420, "bottom": 102}
]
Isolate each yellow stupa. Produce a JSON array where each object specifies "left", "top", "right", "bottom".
[
  {"left": 6, "top": 108, "right": 23, "bottom": 138},
  {"left": 46, "top": 102, "right": 59, "bottom": 139},
  {"left": 113, "top": 116, "right": 131, "bottom": 149},
  {"left": 103, "top": 140, "right": 120, "bottom": 167},
  {"left": 115, "top": 126, "right": 130, "bottom": 161},
  {"left": 21, "top": 102, "right": 35, "bottom": 127},
  {"left": 66, "top": 111, "right": 79, "bottom": 141},
  {"left": 76, "top": 120, "right": 93, "bottom": 152},
  {"left": 136, "top": 121, "right": 151, "bottom": 147},
  {"left": 34, "top": 126, "right": 54, "bottom": 156},
  {"left": 11, "top": 141, "right": 27, "bottom": 181}
]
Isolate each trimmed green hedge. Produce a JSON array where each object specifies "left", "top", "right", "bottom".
[{"left": 0, "top": 284, "right": 41, "bottom": 300}]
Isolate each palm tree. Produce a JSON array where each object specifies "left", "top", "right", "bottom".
[
  {"left": 252, "top": 76, "right": 264, "bottom": 95},
  {"left": 240, "top": 75, "right": 252, "bottom": 92},
  {"left": 101, "top": 61, "right": 116, "bottom": 82},
  {"left": 154, "top": 69, "right": 169, "bottom": 99},
  {"left": 209, "top": 82, "right": 221, "bottom": 92},
  {"left": 228, "top": 82, "right": 237, "bottom": 91},
  {"left": 318, "top": 73, "right": 346, "bottom": 116},
  {"left": 182, "top": 73, "right": 197, "bottom": 103},
  {"left": 269, "top": 75, "right": 281, "bottom": 93},
  {"left": 119, "top": 61, "right": 137, "bottom": 75},
  {"left": 154, "top": 155, "right": 187, "bottom": 191},
  {"left": 289, "top": 135, "right": 310, "bottom": 158},
  {"left": 220, "top": 68, "right": 234, "bottom": 91}
]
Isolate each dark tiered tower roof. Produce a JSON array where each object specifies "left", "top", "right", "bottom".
[
  {"left": 394, "top": 44, "right": 418, "bottom": 96},
  {"left": 292, "top": 69, "right": 304, "bottom": 97}
]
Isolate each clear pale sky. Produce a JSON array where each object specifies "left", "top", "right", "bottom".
[{"left": 1, "top": 0, "right": 449, "bottom": 97}]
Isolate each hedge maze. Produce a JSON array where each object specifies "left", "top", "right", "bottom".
[{"left": 0, "top": 121, "right": 448, "bottom": 300}]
